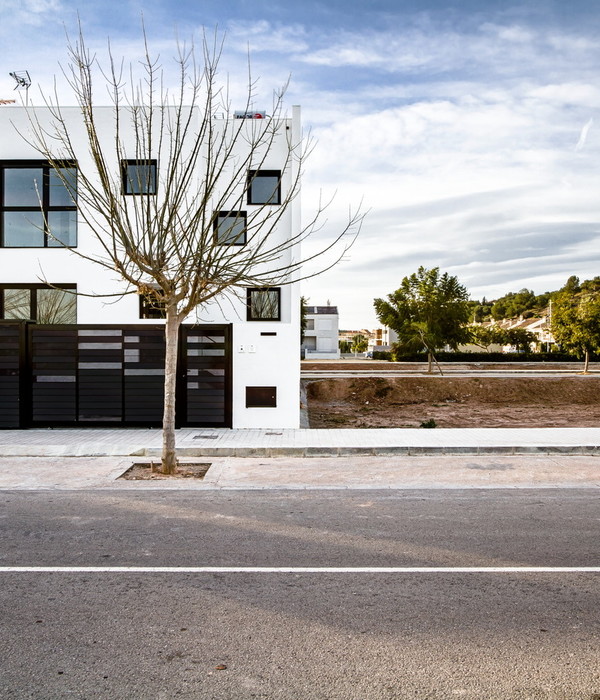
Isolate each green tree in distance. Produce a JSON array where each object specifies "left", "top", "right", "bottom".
[
  {"left": 300, "top": 297, "right": 309, "bottom": 343},
  {"left": 374, "top": 266, "right": 470, "bottom": 374},
  {"left": 551, "top": 276, "right": 600, "bottom": 373},
  {"left": 351, "top": 334, "right": 368, "bottom": 355},
  {"left": 504, "top": 327, "right": 537, "bottom": 353},
  {"left": 490, "top": 288, "right": 551, "bottom": 320},
  {"left": 469, "top": 325, "right": 506, "bottom": 352}
]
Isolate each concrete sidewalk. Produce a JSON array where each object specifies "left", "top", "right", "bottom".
[
  {"left": 0, "top": 426, "right": 598, "bottom": 490},
  {"left": 1, "top": 426, "right": 600, "bottom": 457},
  {"left": 0, "top": 454, "right": 598, "bottom": 490}
]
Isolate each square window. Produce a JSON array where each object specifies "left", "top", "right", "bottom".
[
  {"left": 1, "top": 161, "right": 77, "bottom": 248},
  {"left": 214, "top": 211, "right": 247, "bottom": 245},
  {"left": 140, "top": 290, "right": 166, "bottom": 319},
  {"left": 247, "top": 170, "right": 281, "bottom": 205},
  {"left": 122, "top": 160, "right": 157, "bottom": 195},
  {"left": 247, "top": 287, "right": 281, "bottom": 321}
]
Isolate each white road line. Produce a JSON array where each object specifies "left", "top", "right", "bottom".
[{"left": 0, "top": 566, "right": 599, "bottom": 573}]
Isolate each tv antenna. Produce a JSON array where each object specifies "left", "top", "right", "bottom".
[{"left": 9, "top": 70, "right": 31, "bottom": 104}]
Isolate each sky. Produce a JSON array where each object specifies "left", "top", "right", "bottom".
[{"left": 1, "top": 0, "right": 600, "bottom": 328}]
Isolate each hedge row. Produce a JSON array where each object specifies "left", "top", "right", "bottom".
[{"left": 371, "top": 351, "right": 595, "bottom": 363}]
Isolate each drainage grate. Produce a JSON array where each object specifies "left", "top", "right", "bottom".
[
  {"left": 265, "top": 431, "right": 283, "bottom": 436},
  {"left": 193, "top": 434, "right": 219, "bottom": 439}
]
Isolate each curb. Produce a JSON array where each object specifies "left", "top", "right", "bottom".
[
  {"left": 1, "top": 442, "right": 599, "bottom": 459},
  {"left": 142, "top": 445, "right": 600, "bottom": 458}
]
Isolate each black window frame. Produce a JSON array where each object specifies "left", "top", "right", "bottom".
[
  {"left": 0, "top": 160, "right": 77, "bottom": 248},
  {"left": 139, "top": 290, "right": 167, "bottom": 319},
  {"left": 0, "top": 283, "right": 77, "bottom": 323},
  {"left": 121, "top": 159, "right": 157, "bottom": 195},
  {"left": 214, "top": 210, "right": 247, "bottom": 246},
  {"left": 247, "top": 170, "right": 281, "bottom": 205},
  {"left": 246, "top": 287, "right": 281, "bottom": 322}
]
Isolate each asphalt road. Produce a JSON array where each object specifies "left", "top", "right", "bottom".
[{"left": 1, "top": 489, "right": 599, "bottom": 699}]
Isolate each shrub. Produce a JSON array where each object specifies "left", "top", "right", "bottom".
[{"left": 420, "top": 418, "right": 437, "bottom": 428}]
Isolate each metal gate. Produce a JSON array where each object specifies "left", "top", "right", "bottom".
[
  {"left": 180, "top": 326, "right": 231, "bottom": 427},
  {"left": 0, "top": 322, "right": 231, "bottom": 428},
  {"left": 0, "top": 322, "right": 26, "bottom": 428}
]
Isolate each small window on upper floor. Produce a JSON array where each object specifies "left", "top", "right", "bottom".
[
  {"left": 214, "top": 211, "right": 247, "bottom": 245},
  {"left": 121, "top": 160, "right": 157, "bottom": 195},
  {"left": 139, "top": 288, "right": 167, "bottom": 319},
  {"left": 247, "top": 287, "right": 281, "bottom": 321},
  {"left": 247, "top": 170, "right": 281, "bottom": 205}
]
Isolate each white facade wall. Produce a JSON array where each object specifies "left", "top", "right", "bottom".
[{"left": 0, "top": 105, "right": 301, "bottom": 428}]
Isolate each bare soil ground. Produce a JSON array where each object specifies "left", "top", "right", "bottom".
[
  {"left": 119, "top": 462, "right": 211, "bottom": 480},
  {"left": 305, "top": 376, "right": 600, "bottom": 428}
]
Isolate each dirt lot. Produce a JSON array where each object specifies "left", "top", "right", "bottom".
[{"left": 305, "top": 376, "right": 600, "bottom": 428}]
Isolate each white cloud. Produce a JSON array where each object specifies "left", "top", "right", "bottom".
[
  {"left": 575, "top": 118, "right": 593, "bottom": 151},
  {"left": 226, "top": 20, "right": 309, "bottom": 54},
  {"left": 0, "top": 0, "right": 64, "bottom": 25}
]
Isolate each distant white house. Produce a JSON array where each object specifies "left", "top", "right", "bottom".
[
  {"left": 367, "top": 326, "right": 398, "bottom": 354},
  {"left": 302, "top": 305, "right": 340, "bottom": 359},
  {"left": 461, "top": 311, "right": 556, "bottom": 353}
]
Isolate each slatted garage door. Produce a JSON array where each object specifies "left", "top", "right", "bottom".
[
  {"left": 30, "top": 326, "right": 78, "bottom": 423},
  {"left": 0, "top": 322, "right": 25, "bottom": 428},
  {"left": 24, "top": 324, "right": 231, "bottom": 428}
]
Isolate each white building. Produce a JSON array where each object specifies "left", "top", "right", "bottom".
[
  {"left": 302, "top": 305, "right": 340, "bottom": 359},
  {"left": 367, "top": 326, "right": 398, "bottom": 354},
  {"left": 0, "top": 104, "right": 301, "bottom": 429}
]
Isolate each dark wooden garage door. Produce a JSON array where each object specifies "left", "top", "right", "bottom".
[{"left": 0, "top": 322, "right": 25, "bottom": 428}]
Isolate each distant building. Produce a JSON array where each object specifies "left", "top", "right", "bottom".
[
  {"left": 368, "top": 327, "right": 398, "bottom": 353},
  {"left": 461, "top": 311, "right": 556, "bottom": 353},
  {"left": 302, "top": 305, "right": 340, "bottom": 359}
]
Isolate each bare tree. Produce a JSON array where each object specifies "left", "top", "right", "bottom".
[{"left": 24, "top": 28, "right": 362, "bottom": 473}]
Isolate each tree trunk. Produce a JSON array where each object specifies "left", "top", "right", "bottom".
[
  {"left": 584, "top": 348, "right": 590, "bottom": 374},
  {"left": 161, "top": 307, "right": 180, "bottom": 474},
  {"left": 432, "top": 353, "right": 444, "bottom": 376},
  {"left": 427, "top": 351, "right": 433, "bottom": 374}
]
